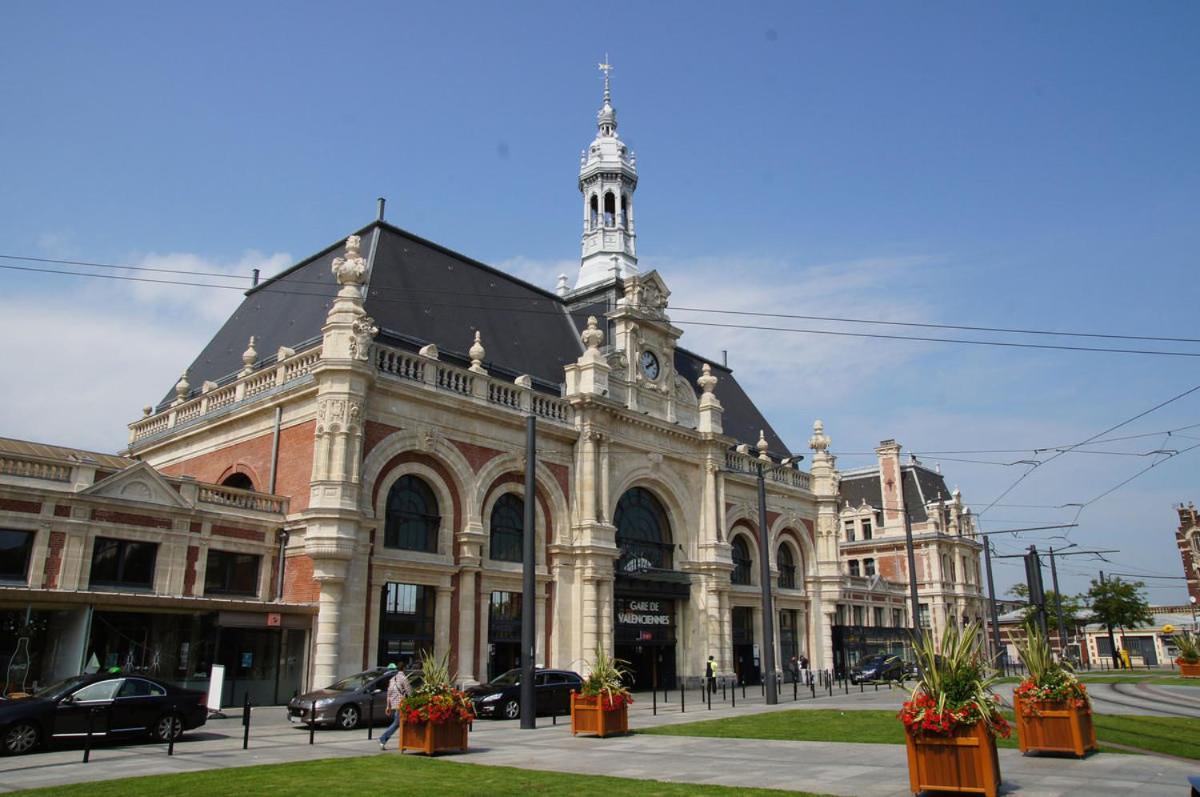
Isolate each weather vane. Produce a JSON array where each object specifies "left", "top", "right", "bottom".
[{"left": 598, "top": 54, "right": 613, "bottom": 99}]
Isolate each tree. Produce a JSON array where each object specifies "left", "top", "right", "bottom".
[
  {"left": 1008, "top": 584, "right": 1086, "bottom": 625},
  {"left": 1086, "top": 576, "right": 1153, "bottom": 669}
]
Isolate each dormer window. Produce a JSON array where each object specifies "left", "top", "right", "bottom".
[
  {"left": 843, "top": 520, "right": 856, "bottom": 542},
  {"left": 861, "top": 518, "right": 872, "bottom": 540}
]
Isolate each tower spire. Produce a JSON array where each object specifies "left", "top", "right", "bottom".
[{"left": 599, "top": 54, "right": 613, "bottom": 104}]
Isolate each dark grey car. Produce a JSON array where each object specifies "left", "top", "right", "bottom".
[{"left": 286, "top": 668, "right": 416, "bottom": 730}]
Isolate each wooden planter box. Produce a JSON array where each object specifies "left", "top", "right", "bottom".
[
  {"left": 1178, "top": 660, "right": 1200, "bottom": 678},
  {"left": 397, "top": 717, "right": 469, "bottom": 755},
  {"left": 1013, "top": 695, "right": 1097, "bottom": 757},
  {"left": 904, "top": 721, "right": 1001, "bottom": 797},
  {"left": 570, "top": 692, "right": 629, "bottom": 737}
]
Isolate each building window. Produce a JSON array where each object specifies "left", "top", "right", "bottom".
[
  {"left": 961, "top": 555, "right": 971, "bottom": 585},
  {"left": 843, "top": 520, "right": 856, "bottom": 542},
  {"left": 0, "top": 529, "right": 35, "bottom": 582},
  {"left": 777, "top": 543, "right": 796, "bottom": 589},
  {"left": 918, "top": 603, "right": 931, "bottom": 629},
  {"left": 220, "top": 472, "right": 254, "bottom": 491},
  {"left": 378, "top": 582, "right": 435, "bottom": 665},
  {"left": 731, "top": 536, "right": 752, "bottom": 585},
  {"left": 614, "top": 487, "right": 673, "bottom": 572},
  {"left": 892, "top": 608, "right": 903, "bottom": 628},
  {"left": 852, "top": 605, "right": 864, "bottom": 626},
  {"left": 848, "top": 560, "right": 860, "bottom": 577},
  {"left": 863, "top": 558, "right": 876, "bottom": 577},
  {"left": 489, "top": 493, "right": 524, "bottom": 563},
  {"left": 90, "top": 537, "right": 157, "bottom": 589},
  {"left": 861, "top": 519, "right": 872, "bottom": 540},
  {"left": 204, "top": 550, "right": 261, "bottom": 596},
  {"left": 384, "top": 475, "right": 440, "bottom": 553},
  {"left": 836, "top": 604, "right": 847, "bottom": 625},
  {"left": 873, "top": 607, "right": 884, "bottom": 627}
]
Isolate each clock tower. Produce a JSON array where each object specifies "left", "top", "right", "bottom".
[{"left": 575, "top": 58, "right": 639, "bottom": 289}]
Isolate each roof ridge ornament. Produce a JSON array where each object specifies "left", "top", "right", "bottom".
[
  {"left": 581, "top": 316, "right": 605, "bottom": 350},
  {"left": 469, "top": 331, "right": 487, "bottom": 373},
  {"left": 331, "top": 235, "right": 367, "bottom": 288},
  {"left": 240, "top": 336, "right": 257, "bottom": 376},
  {"left": 757, "top": 429, "right": 771, "bottom": 461},
  {"left": 809, "top": 419, "right": 831, "bottom": 453},
  {"left": 697, "top": 363, "right": 718, "bottom": 394}
]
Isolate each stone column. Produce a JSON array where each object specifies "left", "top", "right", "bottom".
[
  {"left": 434, "top": 585, "right": 453, "bottom": 661},
  {"left": 535, "top": 589, "right": 547, "bottom": 666},
  {"left": 456, "top": 569, "right": 479, "bottom": 685},
  {"left": 312, "top": 560, "right": 348, "bottom": 686}
]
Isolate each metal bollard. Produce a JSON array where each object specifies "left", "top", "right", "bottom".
[
  {"left": 860, "top": 680, "right": 864, "bottom": 693},
  {"left": 732, "top": 681, "right": 736, "bottom": 707},
  {"left": 681, "top": 683, "right": 685, "bottom": 713},
  {"left": 83, "top": 707, "right": 95, "bottom": 763},
  {"left": 742, "top": 680, "right": 746, "bottom": 700},
  {"left": 707, "top": 681, "right": 712, "bottom": 710},
  {"left": 761, "top": 679, "right": 764, "bottom": 697},
  {"left": 793, "top": 678, "right": 798, "bottom": 701},
  {"left": 309, "top": 700, "right": 316, "bottom": 745},
  {"left": 653, "top": 686, "right": 657, "bottom": 716},
  {"left": 722, "top": 678, "right": 726, "bottom": 702},
  {"left": 242, "top": 693, "right": 251, "bottom": 750},
  {"left": 367, "top": 693, "right": 374, "bottom": 740},
  {"left": 811, "top": 678, "right": 816, "bottom": 699},
  {"left": 168, "top": 704, "right": 179, "bottom": 756},
  {"left": 552, "top": 701, "right": 557, "bottom": 726}
]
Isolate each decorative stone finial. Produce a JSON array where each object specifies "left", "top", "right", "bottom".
[
  {"left": 581, "top": 316, "right": 605, "bottom": 350},
  {"left": 514, "top": 374, "right": 532, "bottom": 389},
  {"left": 809, "top": 419, "right": 831, "bottom": 452},
  {"left": 240, "top": 336, "right": 258, "bottom": 375},
  {"left": 469, "top": 331, "right": 486, "bottom": 372},
  {"left": 331, "top": 234, "right": 367, "bottom": 287},
  {"left": 757, "top": 430, "right": 770, "bottom": 461},
  {"left": 697, "top": 363, "right": 718, "bottom": 394},
  {"left": 557, "top": 274, "right": 569, "bottom": 297},
  {"left": 173, "top": 371, "right": 191, "bottom": 405},
  {"left": 142, "top": 405, "right": 152, "bottom": 417}
]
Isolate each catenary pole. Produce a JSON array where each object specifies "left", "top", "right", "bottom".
[
  {"left": 1048, "top": 547, "right": 1069, "bottom": 660},
  {"left": 520, "top": 415, "right": 537, "bottom": 729},
  {"left": 903, "top": 510, "right": 923, "bottom": 646},
  {"left": 756, "top": 463, "right": 778, "bottom": 705},
  {"left": 983, "top": 538, "right": 1003, "bottom": 665}
]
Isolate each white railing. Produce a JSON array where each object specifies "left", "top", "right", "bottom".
[
  {"left": 129, "top": 344, "right": 322, "bottom": 444},
  {"left": 197, "top": 484, "right": 288, "bottom": 514},
  {"left": 724, "top": 449, "right": 812, "bottom": 491},
  {"left": 375, "top": 343, "right": 574, "bottom": 427},
  {"left": 0, "top": 455, "right": 72, "bottom": 482}
]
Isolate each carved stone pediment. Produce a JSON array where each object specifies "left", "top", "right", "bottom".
[{"left": 82, "top": 462, "right": 191, "bottom": 508}]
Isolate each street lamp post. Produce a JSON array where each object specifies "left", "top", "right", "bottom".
[
  {"left": 1191, "top": 596, "right": 1198, "bottom": 633},
  {"left": 755, "top": 462, "right": 778, "bottom": 705}
]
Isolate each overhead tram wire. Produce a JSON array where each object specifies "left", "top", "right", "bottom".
[
  {"left": 5, "top": 261, "right": 1200, "bottom": 360},
  {"left": 4, "top": 252, "right": 1200, "bottom": 346}
]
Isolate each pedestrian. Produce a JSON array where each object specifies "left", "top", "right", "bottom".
[
  {"left": 798, "top": 653, "right": 810, "bottom": 685},
  {"left": 789, "top": 655, "right": 800, "bottom": 684},
  {"left": 705, "top": 655, "right": 716, "bottom": 694},
  {"left": 378, "top": 662, "right": 412, "bottom": 750}
]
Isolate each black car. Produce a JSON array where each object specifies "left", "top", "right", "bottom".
[
  {"left": 467, "top": 668, "right": 582, "bottom": 720},
  {"left": 849, "top": 654, "right": 906, "bottom": 684},
  {"left": 0, "top": 673, "right": 207, "bottom": 755},
  {"left": 287, "top": 667, "right": 423, "bottom": 729}
]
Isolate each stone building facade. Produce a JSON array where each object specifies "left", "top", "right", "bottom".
[
  {"left": 2, "top": 69, "right": 986, "bottom": 697},
  {"left": 1177, "top": 502, "right": 1200, "bottom": 605}
]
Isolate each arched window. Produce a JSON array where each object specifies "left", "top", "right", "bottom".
[
  {"left": 384, "top": 475, "right": 439, "bottom": 552},
  {"left": 620, "top": 194, "right": 629, "bottom": 229},
  {"left": 221, "top": 472, "right": 254, "bottom": 491},
  {"left": 603, "top": 192, "right": 616, "bottom": 226},
  {"left": 777, "top": 543, "right": 796, "bottom": 589},
  {"left": 614, "top": 487, "right": 672, "bottom": 572},
  {"left": 489, "top": 493, "right": 524, "bottom": 563},
  {"left": 589, "top": 194, "right": 599, "bottom": 229},
  {"left": 731, "top": 535, "right": 752, "bottom": 585}
]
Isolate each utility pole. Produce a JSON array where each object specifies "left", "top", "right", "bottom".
[
  {"left": 1048, "top": 547, "right": 1069, "bottom": 661},
  {"left": 903, "top": 510, "right": 923, "bottom": 645},
  {"left": 1099, "top": 571, "right": 1120, "bottom": 670},
  {"left": 520, "top": 415, "right": 537, "bottom": 728},
  {"left": 983, "top": 538, "right": 1003, "bottom": 665},
  {"left": 756, "top": 462, "right": 778, "bottom": 705},
  {"left": 1023, "top": 546, "right": 1048, "bottom": 637}
]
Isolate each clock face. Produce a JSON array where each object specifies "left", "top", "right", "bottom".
[{"left": 640, "top": 350, "right": 660, "bottom": 380}]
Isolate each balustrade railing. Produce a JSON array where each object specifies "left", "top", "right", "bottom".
[
  {"left": 723, "top": 450, "right": 812, "bottom": 491},
  {"left": 197, "top": 484, "right": 287, "bottom": 514},
  {"left": 0, "top": 455, "right": 72, "bottom": 482}
]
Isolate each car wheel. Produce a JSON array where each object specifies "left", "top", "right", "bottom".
[
  {"left": 336, "top": 704, "right": 360, "bottom": 730},
  {"left": 3, "top": 722, "right": 39, "bottom": 755},
  {"left": 152, "top": 714, "right": 183, "bottom": 743},
  {"left": 502, "top": 699, "right": 520, "bottom": 720}
]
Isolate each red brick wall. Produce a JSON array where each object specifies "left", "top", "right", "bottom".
[
  {"left": 363, "top": 420, "right": 403, "bottom": 459},
  {"left": 43, "top": 531, "right": 65, "bottom": 589},
  {"left": 0, "top": 498, "right": 41, "bottom": 514},
  {"left": 1178, "top": 505, "right": 1200, "bottom": 604},
  {"left": 183, "top": 544, "right": 199, "bottom": 596},
  {"left": 450, "top": 439, "right": 503, "bottom": 472},
  {"left": 91, "top": 508, "right": 172, "bottom": 529},
  {"left": 211, "top": 524, "right": 265, "bottom": 543},
  {"left": 54, "top": 504, "right": 71, "bottom": 518},
  {"left": 878, "top": 552, "right": 906, "bottom": 581},
  {"left": 158, "top": 420, "right": 315, "bottom": 510},
  {"left": 282, "top": 553, "right": 319, "bottom": 603}
]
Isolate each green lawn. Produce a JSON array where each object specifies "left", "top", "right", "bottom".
[
  {"left": 6, "top": 754, "right": 832, "bottom": 797},
  {"left": 643, "top": 709, "right": 1200, "bottom": 760}
]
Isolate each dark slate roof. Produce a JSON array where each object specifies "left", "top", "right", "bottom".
[
  {"left": 166, "top": 221, "right": 792, "bottom": 453},
  {"left": 838, "top": 464, "right": 950, "bottom": 523}
]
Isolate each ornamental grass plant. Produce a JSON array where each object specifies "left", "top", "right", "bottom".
[
  {"left": 579, "top": 647, "right": 634, "bottom": 711},
  {"left": 898, "top": 621, "right": 1010, "bottom": 738},
  {"left": 398, "top": 650, "right": 475, "bottom": 725},
  {"left": 1173, "top": 631, "right": 1200, "bottom": 665},
  {"left": 1012, "top": 621, "right": 1090, "bottom": 713}
]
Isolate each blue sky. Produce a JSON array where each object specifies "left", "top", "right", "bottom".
[{"left": 1, "top": 1, "right": 1197, "bottom": 602}]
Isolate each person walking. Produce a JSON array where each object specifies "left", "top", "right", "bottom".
[
  {"left": 378, "top": 662, "right": 411, "bottom": 750},
  {"left": 789, "top": 655, "right": 801, "bottom": 684},
  {"left": 705, "top": 655, "right": 716, "bottom": 694},
  {"left": 798, "top": 653, "right": 810, "bottom": 686}
]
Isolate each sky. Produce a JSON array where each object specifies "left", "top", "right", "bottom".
[{"left": 1, "top": 1, "right": 1197, "bottom": 603}]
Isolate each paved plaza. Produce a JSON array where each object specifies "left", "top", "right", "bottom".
[{"left": 1, "top": 681, "right": 1196, "bottom": 795}]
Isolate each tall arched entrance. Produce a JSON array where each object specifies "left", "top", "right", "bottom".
[{"left": 613, "top": 487, "right": 688, "bottom": 691}]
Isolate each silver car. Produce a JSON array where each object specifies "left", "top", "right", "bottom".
[{"left": 286, "top": 668, "right": 412, "bottom": 730}]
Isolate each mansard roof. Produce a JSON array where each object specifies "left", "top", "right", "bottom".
[
  {"left": 168, "top": 221, "right": 790, "bottom": 453},
  {"left": 838, "top": 463, "right": 952, "bottom": 523}
]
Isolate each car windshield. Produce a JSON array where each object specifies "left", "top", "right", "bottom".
[
  {"left": 489, "top": 669, "right": 522, "bottom": 687},
  {"left": 33, "top": 675, "right": 91, "bottom": 700},
  {"left": 327, "top": 671, "right": 383, "bottom": 691}
]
